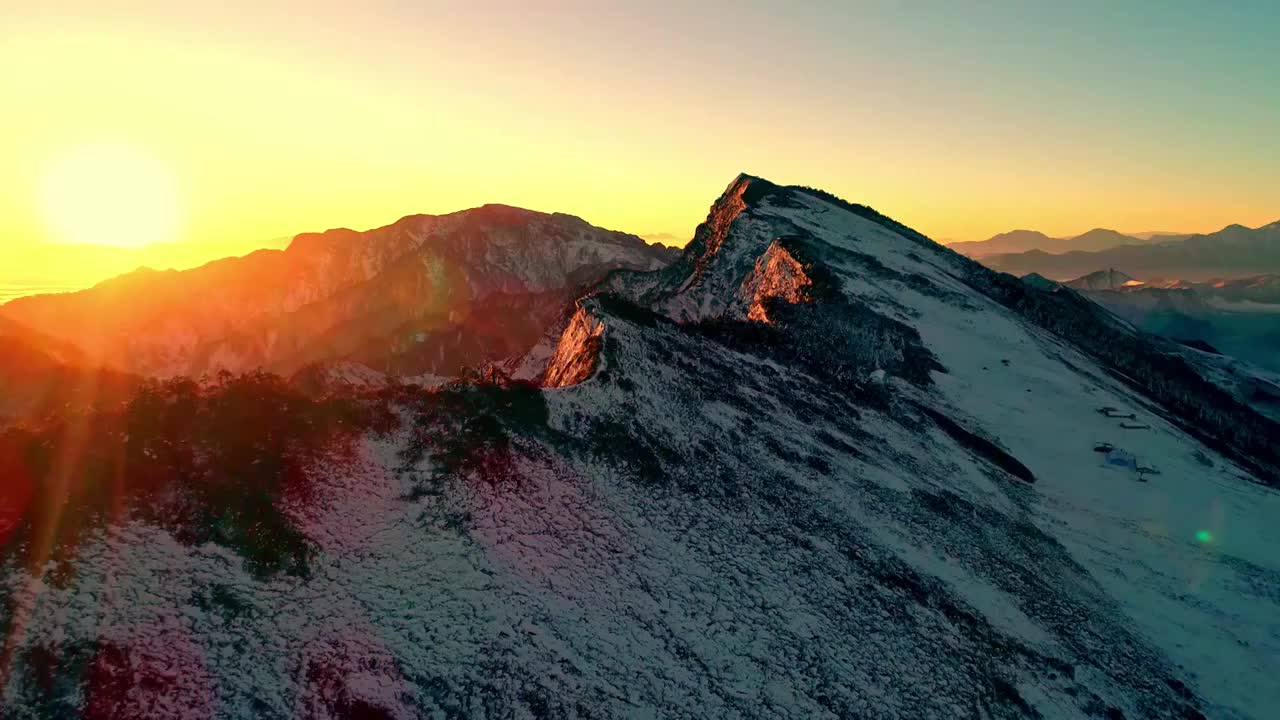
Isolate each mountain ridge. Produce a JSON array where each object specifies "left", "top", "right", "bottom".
[
  {"left": 0, "top": 205, "right": 677, "bottom": 378},
  {"left": 0, "top": 175, "right": 1276, "bottom": 719},
  {"left": 947, "top": 227, "right": 1156, "bottom": 257}
]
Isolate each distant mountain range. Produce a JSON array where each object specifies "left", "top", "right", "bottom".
[
  {"left": 947, "top": 227, "right": 1181, "bottom": 257},
  {"left": 1050, "top": 269, "right": 1280, "bottom": 372},
  {"left": 982, "top": 221, "right": 1280, "bottom": 281}
]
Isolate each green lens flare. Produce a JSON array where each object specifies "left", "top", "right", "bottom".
[{"left": 1195, "top": 530, "right": 1213, "bottom": 544}]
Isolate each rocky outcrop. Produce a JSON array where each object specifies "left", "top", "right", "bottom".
[
  {"left": 740, "top": 241, "right": 813, "bottom": 323},
  {"left": 679, "top": 174, "right": 752, "bottom": 290},
  {"left": 542, "top": 302, "right": 606, "bottom": 388}
]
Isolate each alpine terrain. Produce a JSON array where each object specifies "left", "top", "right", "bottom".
[
  {"left": 0, "top": 176, "right": 1277, "bottom": 719},
  {"left": 1057, "top": 271, "right": 1280, "bottom": 375}
]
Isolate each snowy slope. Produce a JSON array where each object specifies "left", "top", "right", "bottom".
[
  {"left": 584, "top": 176, "right": 1280, "bottom": 717},
  {"left": 1, "top": 176, "right": 1276, "bottom": 719}
]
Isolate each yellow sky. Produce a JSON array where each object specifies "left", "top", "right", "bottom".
[{"left": 2, "top": 3, "right": 1277, "bottom": 287}]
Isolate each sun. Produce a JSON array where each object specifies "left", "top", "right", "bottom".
[{"left": 39, "top": 143, "right": 182, "bottom": 248}]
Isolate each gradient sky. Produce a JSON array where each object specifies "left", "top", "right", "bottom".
[{"left": 3, "top": 1, "right": 1277, "bottom": 284}]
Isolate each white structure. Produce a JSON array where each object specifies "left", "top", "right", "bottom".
[{"left": 1104, "top": 448, "right": 1137, "bottom": 470}]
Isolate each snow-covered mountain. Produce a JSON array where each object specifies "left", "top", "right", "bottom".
[
  {"left": 1, "top": 176, "right": 1277, "bottom": 719},
  {"left": 0, "top": 206, "right": 676, "bottom": 378}
]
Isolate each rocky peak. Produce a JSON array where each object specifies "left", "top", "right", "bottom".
[{"left": 678, "top": 175, "right": 756, "bottom": 281}]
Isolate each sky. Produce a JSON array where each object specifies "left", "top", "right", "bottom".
[{"left": 2, "top": 1, "right": 1277, "bottom": 285}]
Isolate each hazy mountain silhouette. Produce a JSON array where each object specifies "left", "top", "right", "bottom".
[
  {"left": 946, "top": 229, "right": 1057, "bottom": 256},
  {"left": 985, "top": 220, "right": 1280, "bottom": 281},
  {"left": 948, "top": 227, "right": 1157, "bottom": 257},
  {"left": 1067, "top": 228, "right": 1145, "bottom": 253},
  {"left": 0, "top": 237, "right": 291, "bottom": 288},
  {"left": 1130, "top": 230, "right": 1193, "bottom": 241}
]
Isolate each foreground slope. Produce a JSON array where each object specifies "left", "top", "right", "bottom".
[{"left": 1, "top": 177, "right": 1277, "bottom": 719}]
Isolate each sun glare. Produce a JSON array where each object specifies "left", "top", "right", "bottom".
[{"left": 39, "top": 143, "right": 181, "bottom": 248}]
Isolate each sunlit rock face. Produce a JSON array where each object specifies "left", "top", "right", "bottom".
[
  {"left": 741, "top": 240, "right": 813, "bottom": 323},
  {"left": 542, "top": 301, "right": 606, "bottom": 389},
  {"left": 1, "top": 176, "right": 1277, "bottom": 719}
]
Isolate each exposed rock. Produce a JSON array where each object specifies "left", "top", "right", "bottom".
[
  {"left": 542, "top": 302, "right": 606, "bottom": 388},
  {"left": 740, "top": 241, "right": 813, "bottom": 323}
]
